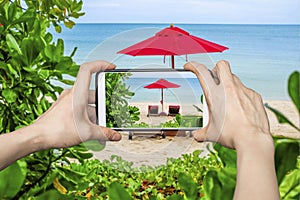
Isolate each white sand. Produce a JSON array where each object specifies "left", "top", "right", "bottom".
[
  {"left": 92, "top": 100, "right": 299, "bottom": 167},
  {"left": 129, "top": 102, "right": 201, "bottom": 126}
]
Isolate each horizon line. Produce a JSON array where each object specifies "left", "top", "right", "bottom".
[{"left": 75, "top": 22, "right": 300, "bottom": 25}]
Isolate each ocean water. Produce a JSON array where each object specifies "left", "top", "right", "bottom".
[{"left": 52, "top": 24, "right": 300, "bottom": 100}]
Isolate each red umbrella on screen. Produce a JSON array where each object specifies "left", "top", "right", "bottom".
[
  {"left": 118, "top": 24, "right": 228, "bottom": 69},
  {"left": 144, "top": 79, "right": 180, "bottom": 114}
]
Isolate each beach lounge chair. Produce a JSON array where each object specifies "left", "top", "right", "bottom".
[
  {"left": 147, "top": 105, "right": 159, "bottom": 117},
  {"left": 168, "top": 105, "right": 180, "bottom": 116}
]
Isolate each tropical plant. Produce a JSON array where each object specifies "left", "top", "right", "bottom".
[
  {"left": 16, "top": 149, "right": 220, "bottom": 199},
  {"left": 104, "top": 72, "right": 140, "bottom": 128},
  {"left": 0, "top": 1, "right": 91, "bottom": 199},
  {"left": 0, "top": 1, "right": 141, "bottom": 199},
  {"left": 1, "top": 1, "right": 298, "bottom": 199}
]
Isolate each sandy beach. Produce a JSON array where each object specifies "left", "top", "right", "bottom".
[
  {"left": 93, "top": 100, "right": 299, "bottom": 167},
  {"left": 129, "top": 102, "right": 201, "bottom": 126}
]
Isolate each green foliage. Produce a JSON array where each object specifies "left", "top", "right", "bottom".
[
  {"left": 0, "top": 0, "right": 81, "bottom": 133},
  {"left": 0, "top": 1, "right": 88, "bottom": 199},
  {"left": 264, "top": 71, "right": 300, "bottom": 199},
  {"left": 178, "top": 173, "right": 199, "bottom": 200},
  {"left": 105, "top": 72, "right": 139, "bottom": 127},
  {"left": 0, "top": 160, "right": 27, "bottom": 199},
  {"left": 162, "top": 114, "right": 203, "bottom": 128},
  {"left": 265, "top": 71, "right": 300, "bottom": 131},
  {"left": 274, "top": 138, "right": 299, "bottom": 184},
  {"left": 108, "top": 182, "right": 133, "bottom": 200},
  {"left": 162, "top": 114, "right": 181, "bottom": 127},
  {"left": 0, "top": 1, "right": 298, "bottom": 199},
  {"left": 279, "top": 166, "right": 300, "bottom": 199},
  {"left": 288, "top": 71, "right": 299, "bottom": 113},
  {"left": 42, "top": 150, "right": 220, "bottom": 199},
  {"left": 202, "top": 145, "right": 236, "bottom": 200}
]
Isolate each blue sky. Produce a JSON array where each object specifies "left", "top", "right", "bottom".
[{"left": 77, "top": 0, "right": 300, "bottom": 24}]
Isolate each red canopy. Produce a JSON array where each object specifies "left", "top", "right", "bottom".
[
  {"left": 144, "top": 79, "right": 180, "bottom": 89},
  {"left": 144, "top": 79, "right": 180, "bottom": 114},
  {"left": 118, "top": 25, "right": 228, "bottom": 68}
]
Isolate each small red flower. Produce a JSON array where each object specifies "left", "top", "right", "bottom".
[{"left": 0, "top": 23, "right": 3, "bottom": 27}]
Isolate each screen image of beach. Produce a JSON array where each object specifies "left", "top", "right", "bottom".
[{"left": 104, "top": 71, "right": 203, "bottom": 129}]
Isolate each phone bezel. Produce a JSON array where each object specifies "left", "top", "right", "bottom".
[{"left": 95, "top": 68, "right": 208, "bottom": 131}]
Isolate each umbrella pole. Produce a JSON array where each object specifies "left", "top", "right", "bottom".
[
  {"left": 161, "top": 88, "right": 164, "bottom": 112},
  {"left": 171, "top": 55, "right": 175, "bottom": 69}
]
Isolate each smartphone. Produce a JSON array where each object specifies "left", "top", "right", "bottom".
[{"left": 96, "top": 69, "right": 208, "bottom": 137}]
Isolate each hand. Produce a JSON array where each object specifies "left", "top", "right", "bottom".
[
  {"left": 184, "top": 60, "right": 272, "bottom": 149},
  {"left": 33, "top": 60, "right": 121, "bottom": 149},
  {"left": 185, "top": 60, "right": 279, "bottom": 200}
]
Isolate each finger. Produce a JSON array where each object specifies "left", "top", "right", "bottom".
[
  {"left": 184, "top": 62, "right": 216, "bottom": 108},
  {"left": 88, "top": 90, "right": 96, "bottom": 104},
  {"left": 193, "top": 126, "right": 208, "bottom": 142},
  {"left": 214, "top": 60, "right": 234, "bottom": 84},
  {"left": 90, "top": 125, "right": 122, "bottom": 141},
  {"left": 87, "top": 105, "right": 96, "bottom": 123},
  {"left": 73, "top": 60, "right": 116, "bottom": 99},
  {"left": 184, "top": 62, "right": 217, "bottom": 89}
]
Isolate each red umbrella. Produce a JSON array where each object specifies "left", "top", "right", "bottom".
[
  {"left": 144, "top": 79, "right": 180, "bottom": 114},
  {"left": 118, "top": 24, "right": 228, "bottom": 68}
]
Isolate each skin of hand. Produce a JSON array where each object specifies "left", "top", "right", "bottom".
[
  {"left": 0, "top": 60, "right": 121, "bottom": 170},
  {"left": 35, "top": 60, "right": 122, "bottom": 149},
  {"left": 184, "top": 60, "right": 280, "bottom": 200}
]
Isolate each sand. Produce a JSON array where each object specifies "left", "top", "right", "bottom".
[
  {"left": 129, "top": 102, "right": 201, "bottom": 126},
  {"left": 92, "top": 100, "right": 299, "bottom": 167}
]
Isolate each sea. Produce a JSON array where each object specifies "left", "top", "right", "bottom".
[{"left": 51, "top": 23, "right": 300, "bottom": 101}]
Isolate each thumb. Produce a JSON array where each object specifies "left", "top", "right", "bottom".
[
  {"left": 90, "top": 125, "right": 122, "bottom": 141},
  {"left": 193, "top": 126, "right": 208, "bottom": 142}
]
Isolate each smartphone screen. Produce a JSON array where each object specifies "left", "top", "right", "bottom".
[{"left": 96, "top": 69, "right": 205, "bottom": 130}]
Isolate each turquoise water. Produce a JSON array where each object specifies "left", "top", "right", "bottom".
[{"left": 52, "top": 24, "right": 300, "bottom": 100}]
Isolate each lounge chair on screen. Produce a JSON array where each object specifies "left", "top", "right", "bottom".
[
  {"left": 147, "top": 105, "right": 159, "bottom": 117},
  {"left": 168, "top": 105, "right": 180, "bottom": 116}
]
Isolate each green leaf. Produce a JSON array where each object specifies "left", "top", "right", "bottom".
[
  {"left": 265, "top": 104, "right": 300, "bottom": 131},
  {"left": 11, "top": 9, "right": 35, "bottom": 25},
  {"left": 2, "top": 88, "right": 18, "bottom": 103},
  {"left": 54, "top": 24, "right": 62, "bottom": 33},
  {"left": 274, "top": 138, "right": 299, "bottom": 184},
  {"left": 83, "top": 140, "right": 105, "bottom": 151},
  {"left": 64, "top": 19, "right": 75, "bottom": 29},
  {"left": 279, "top": 168, "right": 300, "bottom": 199},
  {"left": 0, "top": 161, "right": 27, "bottom": 198},
  {"left": 203, "top": 170, "right": 223, "bottom": 200},
  {"left": 21, "top": 37, "right": 42, "bottom": 66},
  {"left": 35, "top": 189, "right": 65, "bottom": 200},
  {"left": 166, "top": 194, "right": 183, "bottom": 200},
  {"left": 288, "top": 71, "right": 300, "bottom": 114},
  {"left": 8, "top": 2, "right": 17, "bottom": 22},
  {"left": 57, "top": 38, "right": 64, "bottom": 56},
  {"left": 44, "top": 44, "right": 59, "bottom": 62},
  {"left": 203, "top": 167, "right": 236, "bottom": 200},
  {"left": 57, "top": 166, "right": 86, "bottom": 184},
  {"left": 60, "top": 79, "right": 75, "bottom": 85},
  {"left": 108, "top": 182, "right": 133, "bottom": 200},
  {"left": 178, "top": 173, "right": 198, "bottom": 200},
  {"left": 6, "top": 34, "right": 22, "bottom": 54},
  {"left": 70, "top": 46, "right": 78, "bottom": 57},
  {"left": 213, "top": 143, "right": 237, "bottom": 168},
  {"left": 217, "top": 167, "right": 236, "bottom": 199}
]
